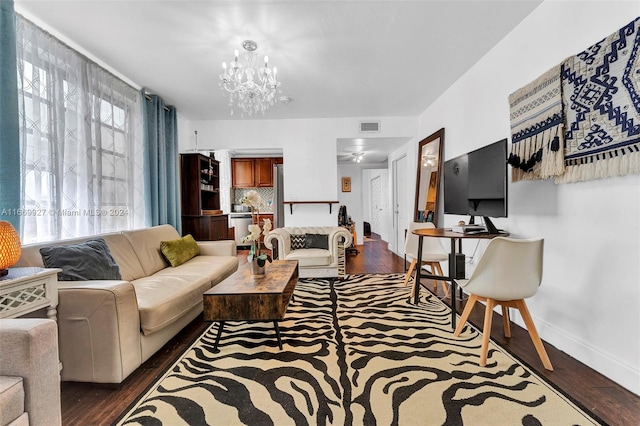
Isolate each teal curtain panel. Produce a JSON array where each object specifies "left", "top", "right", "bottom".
[
  {"left": 142, "top": 91, "right": 180, "bottom": 232},
  {"left": 0, "top": 0, "right": 20, "bottom": 230}
]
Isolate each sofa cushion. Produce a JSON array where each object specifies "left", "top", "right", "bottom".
[
  {"left": 122, "top": 225, "right": 181, "bottom": 276},
  {"left": 305, "top": 233, "right": 329, "bottom": 250},
  {"left": 40, "top": 238, "right": 121, "bottom": 281},
  {"left": 132, "top": 272, "right": 212, "bottom": 335},
  {"left": 160, "top": 234, "right": 200, "bottom": 267},
  {"left": 285, "top": 248, "right": 332, "bottom": 267},
  {"left": 0, "top": 376, "right": 24, "bottom": 426},
  {"left": 159, "top": 255, "right": 239, "bottom": 286},
  {"left": 133, "top": 255, "right": 238, "bottom": 335},
  {"left": 290, "top": 234, "right": 306, "bottom": 250},
  {"left": 100, "top": 233, "right": 147, "bottom": 281}
]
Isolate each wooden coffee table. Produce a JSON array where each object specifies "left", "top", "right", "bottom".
[{"left": 203, "top": 259, "right": 298, "bottom": 350}]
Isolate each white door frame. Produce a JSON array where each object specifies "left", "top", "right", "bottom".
[{"left": 392, "top": 154, "right": 408, "bottom": 256}]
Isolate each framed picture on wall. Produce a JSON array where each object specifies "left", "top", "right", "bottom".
[{"left": 341, "top": 177, "right": 351, "bottom": 192}]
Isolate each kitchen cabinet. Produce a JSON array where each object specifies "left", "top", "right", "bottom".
[
  {"left": 232, "top": 157, "right": 283, "bottom": 188},
  {"left": 255, "top": 158, "right": 277, "bottom": 187},
  {"left": 231, "top": 159, "right": 255, "bottom": 188}
]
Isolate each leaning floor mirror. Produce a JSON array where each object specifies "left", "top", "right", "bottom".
[{"left": 414, "top": 128, "right": 444, "bottom": 225}]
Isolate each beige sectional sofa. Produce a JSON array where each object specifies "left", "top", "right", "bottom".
[
  {"left": 264, "top": 226, "right": 352, "bottom": 278},
  {"left": 15, "top": 225, "right": 238, "bottom": 384}
]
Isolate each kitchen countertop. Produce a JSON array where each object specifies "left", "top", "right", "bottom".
[{"left": 229, "top": 211, "right": 274, "bottom": 216}]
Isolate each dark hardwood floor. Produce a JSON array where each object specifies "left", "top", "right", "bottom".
[{"left": 60, "top": 234, "right": 640, "bottom": 425}]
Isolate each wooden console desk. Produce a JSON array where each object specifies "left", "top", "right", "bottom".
[{"left": 412, "top": 228, "right": 508, "bottom": 329}]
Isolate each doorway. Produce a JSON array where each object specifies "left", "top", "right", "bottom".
[
  {"left": 364, "top": 169, "right": 388, "bottom": 242},
  {"left": 371, "top": 175, "right": 382, "bottom": 234},
  {"left": 393, "top": 154, "right": 409, "bottom": 255}
]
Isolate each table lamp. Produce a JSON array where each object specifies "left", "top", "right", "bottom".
[{"left": 0, "top": 220, "right": 22, "bottom": 277}]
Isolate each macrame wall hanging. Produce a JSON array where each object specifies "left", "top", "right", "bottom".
[
  {"left": 508, "top": 64, "right": 566, "bottom": 182},
  {"left": 508, "top": 16, "right": 640, "bottom": 184}
]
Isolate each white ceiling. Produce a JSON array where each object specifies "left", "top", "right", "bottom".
[
  {"left": 337, "top": 136, "right": 413, "bottom": 165},
  {"left": 14, "top": 0, "right": 542, "bottom": 163}
]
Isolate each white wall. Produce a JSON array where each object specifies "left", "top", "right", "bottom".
[
  {"left": 180, "top": 116, "right": 417, "bottom": 227},
  {"left": 414, "top": 1, "right": 640, "bottom": 394},
  {"left": 337, "top": 163, "right": 363, "bottom": 244}
]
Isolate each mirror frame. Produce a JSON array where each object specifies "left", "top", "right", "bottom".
[{"left": 414, "top": 128, "right": 445, "bottom": 226}]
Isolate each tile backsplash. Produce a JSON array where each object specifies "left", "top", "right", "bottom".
[{"left": 232, "top": 187, "right": 275, "bottom": 212}]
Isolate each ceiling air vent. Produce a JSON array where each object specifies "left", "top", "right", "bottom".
[{"left": 359, "top": 121, "right": 380, "bottom": 133}]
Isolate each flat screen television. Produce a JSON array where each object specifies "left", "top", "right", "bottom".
[{"left": 443, "top": 138, "right": 508, "bottom": 233}]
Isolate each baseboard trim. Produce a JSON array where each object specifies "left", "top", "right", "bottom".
[{"left": 511, "top": 311, "right": 639, "bottom": 396}]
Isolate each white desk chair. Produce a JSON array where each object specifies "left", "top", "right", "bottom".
[
  {"left": 453, "top": 237, "right": 553, "bottom": 371},
  {"left": 403, "top": 221, "right": 449, "bottom": 297}
]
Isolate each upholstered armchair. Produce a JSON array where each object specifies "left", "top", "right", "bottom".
[
  {"left": 0, "top": 318, "right": 62, "bottom": 426},
  {"left": 264, "top": 226, "right": 353, "bottom": 278}
]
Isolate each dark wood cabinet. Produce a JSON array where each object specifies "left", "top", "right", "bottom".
[
  {"left": 209, "top": 215, "right": 229, "bottom": 240},
  {"left": 180, "top": 153, "right": 229, "bottom": 241},
  {"left": 231, "top": 159, "right": 255, "bottom": 188},
  {"left": 257, "top": 213, "right": 273, "bottom": 244},
  {"left": 181, "top": 215, "right": 229, "bottom": 241},
  {"left": 232, "top": 157, "right": 282, "bottom": 188}
]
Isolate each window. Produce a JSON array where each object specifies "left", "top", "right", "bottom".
[{"left": 16, "top": 16, "right": 145, "bottom": 243}]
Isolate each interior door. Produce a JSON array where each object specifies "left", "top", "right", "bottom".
[
  {"left": 393, "top": 154, "right": 408, "bottom": 254},
  {"left": 370, "top": 175, "right": 383, "bottom": 237}
]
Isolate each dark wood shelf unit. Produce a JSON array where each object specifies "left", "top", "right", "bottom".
[{"left": 180, "top": 153, "right": 228, "bottom": 241}]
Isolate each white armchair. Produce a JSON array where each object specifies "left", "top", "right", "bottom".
[{"left": 264, "top": 226, "right": 353, "bottom": 278}]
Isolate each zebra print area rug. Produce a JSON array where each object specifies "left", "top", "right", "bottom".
[{"left": 116, "top": 274, "right": 600, "bottom": 425}]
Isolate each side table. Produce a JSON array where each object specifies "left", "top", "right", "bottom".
[{"left": 0, "top": 267, "right": 60, "bottom": 321}]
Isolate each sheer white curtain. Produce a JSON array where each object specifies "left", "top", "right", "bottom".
[
  {"left": 213, "top": 149, "right": 232, "bottom": 213},
  {"left": 15, "top": 16, "right": 145, "bottom": 243}
]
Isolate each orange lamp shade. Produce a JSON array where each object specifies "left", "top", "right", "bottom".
[{"left": 0, "top": 220, "right": 22, "bottom": 276}]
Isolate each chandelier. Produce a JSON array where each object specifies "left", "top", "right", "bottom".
[
  {"left": 219, "top": 40, "right": 281, "bottom": 117},
  {"left": 422, "top": 155, "right": 437, "bottom": 167}
]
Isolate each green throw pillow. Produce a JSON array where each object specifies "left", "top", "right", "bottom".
[{"left": 160, "top": 234, "right": 200, "bottom": 267}]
